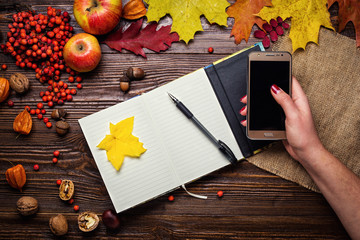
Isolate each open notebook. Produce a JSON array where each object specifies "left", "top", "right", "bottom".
[{"left": 79, "top": 43, "right": 269, "bottom": 213}]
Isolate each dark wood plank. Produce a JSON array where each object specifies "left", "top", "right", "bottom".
[{"left": 0, "top": 1, "right": 354, "bottom": 239}]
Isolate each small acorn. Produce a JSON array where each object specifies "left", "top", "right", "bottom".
[
  {"left": 119, "top": 75, "right": 131, "bottom": 92},
  {"left": 55, "top": 120, "right": 70, "bottom": 136},
  {"left": 126, "top": 67, "right": 145, "bottom": 80},
  {"left": 51, "top": 108, "right": 67, "bottom": 120}
]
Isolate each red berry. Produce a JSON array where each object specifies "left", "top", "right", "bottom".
[
  {"left": 37, "top": 102, "right": 43, "bottom": 109},
  {"left": 70, "top": 89, "right": 77, "bottom": 95},
  {"left": 48, "top": 101, "right": 54, "bottom": 107},
  {"left": 254, "top": 30, "right": 266, "bottom": 39},
  {"left": 74, "top": 205, "right": 80, "bottom": 212},
  {"left": 1, "top": 64, "right": 7, "bottom": 70},
  {"left": 43, "top": 117, "right": 49, "bottom": 123},
  {"left": 208, "top": 47, "right": 214, "bottom": 53},
  {"left": 168, "top": 195, "right": 174, "bottom": 201},
  {"left": 46, "top": 122, "right": 52, "bottom": 128},
  {"left": 275, "top": 26, "right": 284, "bottom": 36},
  {"left": 269, "top": 30, "right": 278, "bottom": 42},
  {"left": 270, "top": 19, "right": 278, "bottom": 28},
  {"left": 68, "top": 199, "right": 74, "bottom": 204},
  {"left": 7, "top": 100, "right": 14, "bottom": 107},
  {"left": 37, "top": 114, "right": 43, "bottom": 119},
  {"left": 35, "top": 109, "right": 41, "bottom": 114},
  {"left": 277, "top": 16, "right": 283, "bottom": 24},
  {"left": 52, "top": 157, "right": 58, "bottom": 163},
  {"left": 53, "top": 150, "right": 60, "bottom": 157},
  {"left": 30, "top": 109, "right": 36, "bottom": 115},
  {"left": 262, "top": 23, "right": 272, "bottom": 33},
  {"left": 66, "top": 95, "right": 72, "bottom": 101},
  {"left": 217, "top": 190, "right": 224, "bottom": 198},
  {"left": 41, "top": 109, "right": 46, "bottom": 114},
  {"left": 56, "top": 179, "right": 62, "bottom": 185},
  {"left": 33, "top": 164, "right": 39, "bottom": 171},
  {"left": 262, "top": 36, "right": 270, "bottom": 48},
  {"left": 282, "top": 22, "right": 290, "bottom": 29},
  {"left": 76, "top": 76, "right": 82, "bottom": 82},
  {"left": 76, "top": 83, "right": 82, "bottom": 89}
]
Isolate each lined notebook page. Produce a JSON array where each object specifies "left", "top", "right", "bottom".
[
  {"left": 142, "top": 69, "right": 243, "bottom": 184},
  {"left": 79, "top": 96, "right": 180, "bottom": 213}
]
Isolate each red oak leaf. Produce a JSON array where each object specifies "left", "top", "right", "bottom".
[
  {"left": 103, "top": 19, "right": 179, "bottom": 58},
  {"left": 328, "top": 0, "right": 360, "bottom": 47}
]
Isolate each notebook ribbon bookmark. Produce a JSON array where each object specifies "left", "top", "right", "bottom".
[{"left": 181, "top": 184, "right": 208, "bottom": 200}]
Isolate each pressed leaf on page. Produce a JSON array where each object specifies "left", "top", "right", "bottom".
[
  {"left": 328, "top": 0, "right": 360, "bottom": 47},
  {"left": 258, "top": 0, "right": 334, "bottom": 52},
  {"left": 227, "top": 0, "right": 272, "bottom": 44},
  {"left": 97, "top": 117, "right": 146, "bottom": 171},
  {"left": 145, "top": 0, "right": 230, "bottom": 43},
  {"left": 103, "top": 19, "right": 179, "bottom": 58}
]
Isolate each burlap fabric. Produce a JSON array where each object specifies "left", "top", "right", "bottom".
[{"left": 247, "top": 28, "right": 360, "bottom": 192}]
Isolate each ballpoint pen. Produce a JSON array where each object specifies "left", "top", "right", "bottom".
[{"left": 168, "top": 92, "right": 237, "bottom": 166}]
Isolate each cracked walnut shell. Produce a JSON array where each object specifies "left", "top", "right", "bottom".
[
  {"left": 78, "top": 211, "right": 99, "bottom": 232},
  {"left": 59, "top": 179, "right": 74, "bottom": 201}
]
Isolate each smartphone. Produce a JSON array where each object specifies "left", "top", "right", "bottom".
[{"left": 247, "top": 51, "right": 292, "bottom": 140}]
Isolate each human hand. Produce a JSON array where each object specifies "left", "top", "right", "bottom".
[{"left": 240, "top": 76, "right": 324, "bottom": 163}]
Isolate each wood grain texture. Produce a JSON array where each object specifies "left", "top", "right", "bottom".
[{"left": 0, "top": 1, "right": 354, "bottom": 239}]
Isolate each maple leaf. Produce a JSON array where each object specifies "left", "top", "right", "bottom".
[
  {"left": 227, "top": 0, "right": 272, "bottom": 44},
  {"left": 258, "top": 0, "right": 334, "bottom": 52},
  {"left": 103, "top": 19, "right": 179, "bottom": 58},
  {"left": 145, "top": 0, "right": 230, "bottom": 43},
  {"left": 97, "top": 117, "right": 146, "bottom": 171},
  {"left": 328, "top": 0, "right": 360, "bottom": 47}
]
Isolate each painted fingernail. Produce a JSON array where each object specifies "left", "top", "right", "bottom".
[
  {"left": 240, "top": 95, "right": 246, "bottom": 102},
  {"left": 241, "top": 120, "right": 246, "bottom": 126},
  {"left": 240, "top": 106, "right": 246, "bottom": 113},
  {"left": 271, "top": 84, "right": 281, "bottom": 94}
]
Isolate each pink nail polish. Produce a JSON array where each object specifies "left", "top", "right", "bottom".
[
  {"left": 271, "top": 84, "right": 281, "bottom": 94},
  {"left": 240, "top": 95, "right": 246, "bottom": 102},
  {"left": 241, "top": 120, "right": 246, "bottom": 125},
  {"left": 240, "top": 106, "right": 246, "bottom": 113}
]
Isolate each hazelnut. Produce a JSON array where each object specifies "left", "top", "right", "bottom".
[
  {"left": 126, "top": 67, "right": 145, "bottom": 80},
  {"left": 49, "top": 214, "right": 68, "bottom": 236},
  {"left": 56, "top": 120, "right": 70, "bottom": 136},
  {"left": 120, "top": 81, "right": 130, "bottom": 92},
  {"left": 59, "top": 179, "right": 74, "bottom": 201},
  {"left": 102, "top": 209, "right": 121, "bottom": 230},
  {"left": 9, "top": 73, "right": 30, "bottom": 94},
  {"left": 51, "top": 108, "right": 67, "bottom": 120},
  {"left": 78, "top": 211, "right": 100, "bottom": 232},
  {"left": 16, "top": 196, "right": 38, "bottom": 216}
]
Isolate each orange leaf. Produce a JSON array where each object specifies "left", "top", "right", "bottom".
[
  {"left": 227, "top": 0, "right": 272, "bottom": 44},
  {"left": 123, "top": 0, "right": 147, "bottom": 20},
  {"left": 328, "top": 0, "right": 360, "bottom": 47}
]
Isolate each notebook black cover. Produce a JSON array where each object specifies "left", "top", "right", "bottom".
[{"left": 204, "top": 45, "right": 271, "bottom": 158}]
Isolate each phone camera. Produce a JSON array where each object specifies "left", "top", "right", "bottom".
[{"left": 281, "top": 54, "right": 283, "bottom": 56}]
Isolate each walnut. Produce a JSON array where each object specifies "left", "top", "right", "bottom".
[
  {"left": 78, "top": 211, "right": 100, "bottom": 232},
  {"left": 49, "top": 214, "right": 68, "bottom": 236},
  {"left": 16, "top": 196, "right": 38, "bottom": 216},
  {"left": 9, "top": 73, "right": 29, "bottom": 94},
  {"left": 59, "top": 179, "right": 74, "bottom": 201}
]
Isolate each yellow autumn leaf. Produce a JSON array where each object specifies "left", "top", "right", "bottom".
[
  {"left": 258, "top": 0, "right": 334, "bottom": 52},
  {"left": 97, "top": 117, "right": 146, "bottom": 171},
  {"left": 145, "top": 0, "right": 230, "bottom": 43}
]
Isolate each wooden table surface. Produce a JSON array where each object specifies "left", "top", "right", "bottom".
[{"left": 0, "top": 1, "right": 355, "bottom": 239}]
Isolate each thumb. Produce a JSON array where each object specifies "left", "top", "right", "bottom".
[{"left": 270, "top": 84, "right": 298, "bottom": 120}]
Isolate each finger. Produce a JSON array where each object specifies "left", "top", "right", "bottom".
[
  {"left": 241, "top": 119, "right": 246, "bottom": 127},
  {"left": 239, "top": 105, "right": 247, "bottom": 116},
  {"left": 240, "top": 95, "right": 247, "bottom": 104},
  {"left": 270, "top": 84, "right": 298, "bottom": 120},
  {"left": 291, "top": 76, "right": 311, "bottom": 111}
]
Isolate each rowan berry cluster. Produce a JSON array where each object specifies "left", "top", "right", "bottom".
[{"left": 254, "top": 17, "right": 290, "bottom": 48}]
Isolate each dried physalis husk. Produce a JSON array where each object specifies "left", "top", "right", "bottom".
[
  {"left": 9, "top": 73, "right": 30, "bottom": 94},
  {"left": 122, "top": 0, "right": 147, "bottom": 20},
  {"left": 78, "top": 211, "right": 100, "bottom": 232},
  {"left": 13, "top": 110, "right": 32, "bottom": 135},
  {"left": 59, "top": 179, "right": 74, "bottom": 201}
]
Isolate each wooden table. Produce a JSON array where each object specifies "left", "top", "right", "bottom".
[{"left": 0, "top": 1, "right": 354, "bottom": 239}]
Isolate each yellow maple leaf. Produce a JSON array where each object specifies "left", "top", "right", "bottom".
[
  {"left": 258, "top": 0, "right": 334, "bottom": 52},
  {"left": 227, "top": 0, "right": 272, "bottom": 44},
  {"left": 145, "top": 0, "right": 230, "bottom": 43},
  {"left": 97, "top": 116, "right": 146, "bottom": 171}
]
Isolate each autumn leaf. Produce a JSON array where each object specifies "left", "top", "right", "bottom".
[
  {"left": 103, "top": 19, "right": 179, "bottom": 58},
  {"left": 258, "top": 0, "right": 334, "bottom": 52},
  {"left": 227, "top": 0, "right": 272, "bottom": 44},
  {"left": 328, "top": 0, "right": 360, "bottom": 47},
  {"left": 97, "top": 117, "right": 146, "bottom": 171},
  {"left": 145, "top": 0, "right": 230, "bottom": 43}
]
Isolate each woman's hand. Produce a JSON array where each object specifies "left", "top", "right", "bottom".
[{"left": 240, "top": 76, "right": 324, "bottom": 163}]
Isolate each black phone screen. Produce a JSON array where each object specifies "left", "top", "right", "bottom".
[{"left": 249, "top": 60, "right": 290, "bottom": 130}]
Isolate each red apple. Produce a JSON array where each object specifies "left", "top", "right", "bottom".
[
  {"left": 73, "top": 0, "right": 122, "bottom": 35},
  {"left": 63, "top": 33, "right": 101, "bottom": 73}
]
